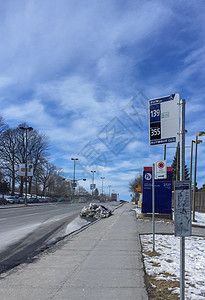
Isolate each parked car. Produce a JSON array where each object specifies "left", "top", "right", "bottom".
[
  {"left": 38, "top": 196, "right": 46, "bottom": 203},
  {"left": 18, "top": 197, "right": 25, "bottom": 204},
  {"left": 0, "top": 197, "right": 7, "bottom": 205},
  {"left": 6, "top": 196, "right": 19, "bottom": 204}
]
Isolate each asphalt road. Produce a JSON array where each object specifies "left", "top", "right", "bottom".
[{"left": 0, "top": 202, "right": 91, "bottom": 274}]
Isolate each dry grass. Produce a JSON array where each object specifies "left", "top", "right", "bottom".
[
  {"left": 142, "top": 249, "right": 180, "bottom": 298},
  {"left": 145, "top": 273, "right": 180, "bottom": 299}
]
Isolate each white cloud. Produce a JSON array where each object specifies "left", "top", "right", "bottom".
[{"left": 0, "top": 1, "right": 205, "bottom": 200}]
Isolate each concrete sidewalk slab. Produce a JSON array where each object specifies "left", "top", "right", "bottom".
[{"left": 0, "top": 203, "right": 148, "bottom": 300}]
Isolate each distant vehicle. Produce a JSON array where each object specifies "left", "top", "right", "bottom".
[
  {"left": 45, "top": 197, "right": 53, "bottom": 203},
  {"left": 38, "top": 196, "right": 46, "bottom": 203},
  {"left": 111, "top": 193, "right": 117, "bottom": 201},
  {"left": 79, "top": 197, "right": 87, "bottom": 203},
  {"left": 0, "top": 197, "right": 7, "bottom": 205},
  {"left": 6, "top": 196, "right": 19, "bottom": 204},
  {"left": 93, "top": 199, "right": 100, "bottom": 203},
  {"left": 18, "top": 197, "right": 25, "bottom": 204}
]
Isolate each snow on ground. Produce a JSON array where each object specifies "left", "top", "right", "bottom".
[
  {"left": 65, "top": 216, "right": 91, "bottom": 235},
  {"left": 134, "top": 207, "right": 205, "bottom": 227},
  {"left": 141, "top": 234, "right": 205, "bottom": 299},
  {"left": 193, "top": 211, "right": 205, "bottom": 226},
  {"left": 134, "top": 207, "right": 205, "bottom": 299}
]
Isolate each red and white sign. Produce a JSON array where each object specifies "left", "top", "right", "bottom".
[
  {"left": 18, "top": 163, "right": 33, "bottom": 177},
  {"left": 155, "top": 160, "right": 167, "bottom": 179}
]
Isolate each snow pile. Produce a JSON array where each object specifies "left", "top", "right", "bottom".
[
  {"left": 80, "top": 203, "right": 112, "bottom": 219},
  {"left": 141, "top": 234, "right": 205, "bottom": 299},
  {"left": 193, "top": 211, "right": 205, "bottom": 227}
]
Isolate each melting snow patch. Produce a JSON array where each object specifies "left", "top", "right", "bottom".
[
  {"left": 65, "top": 216, "right": 91, "bottom": 235},
  {"left": 141, "top": 234, "right": 205, "bottom": 299}
]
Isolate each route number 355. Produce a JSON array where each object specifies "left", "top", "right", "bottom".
[{"left": 150, "top": 127, "right": 160, "bottom": 136}]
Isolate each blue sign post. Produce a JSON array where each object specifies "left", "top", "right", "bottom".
[{"left": 142, "top": 166, "right": 172, "bottom": 215}]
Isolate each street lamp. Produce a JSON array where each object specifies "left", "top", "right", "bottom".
[
  {"left": 91, "top": 171, "right": 96, "bottom": 199},
  {"left": 20, "top": 126, "right": 33, "bottom": 206},
  {"left": 71, "top": 158, "right": 78, "bottom": 185},
  {"left": 108, "top": 185, "right": 112, "bottom": 200},
  {"left": 192, "top": 131, "right": 205, "bottom": 222},
  {"left": 101, "top": 177, "right": 105, "bottom": 200},
  {"left": 190, "top": 140, "right": 202, "bottom": 182}
]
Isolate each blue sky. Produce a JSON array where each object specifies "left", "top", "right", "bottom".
[{"left": 0, "top": 0, "right": 205, "bottom": 200}]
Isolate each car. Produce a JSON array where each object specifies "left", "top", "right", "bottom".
[
  {"left": 6, "top": 196, "right": 19, "bottom": 204},
  {"left": 79, "top": 197, "right": 87, "bottom": 203},
  {"left": 18, "top": 197, "right": 25, "bottom": 204},
  {"left": 38, "top": 196, "right": 46, "bottom": 203},
  {"left": 0, "top": 197, "right": 7, "bottom": 205}
]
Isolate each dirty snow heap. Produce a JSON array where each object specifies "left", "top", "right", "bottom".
[{"left": 80, "top": 203, "right": 113, "bottom": 219}]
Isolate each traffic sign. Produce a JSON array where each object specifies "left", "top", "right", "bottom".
[
  {"left": 149, "top": 94, "right": 179, "bottom": 145},
  {"left": 90, "top": 184, "right": 96, "bottom": 190},
  {"left": 155, "top": 160, "right": 167, "bottom": 179},
  {"left": 136, "top": 185, "right": 141, "bottom": 192}
]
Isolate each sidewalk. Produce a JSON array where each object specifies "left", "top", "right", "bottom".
[{"left": 0, "top": 202, "right": 148, "bottom": 300}]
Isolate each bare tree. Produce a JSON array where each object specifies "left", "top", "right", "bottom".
[
  {"left": 0, "top": 128, "right": 20, "bottom": 195},
  {"left": 129, "top": 174, "right": 143, "bottom": 193}
]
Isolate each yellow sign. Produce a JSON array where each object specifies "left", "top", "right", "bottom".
[{"left": 136, "top": 185, "right": 141, "bottom": 192}]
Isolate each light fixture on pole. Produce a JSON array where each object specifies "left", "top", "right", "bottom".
[
  {"left": 20, "top": 126, "right": 33, "bottom": 206},
  {"left": 192, "top": 131, "right": 205, "bottom": 222}
]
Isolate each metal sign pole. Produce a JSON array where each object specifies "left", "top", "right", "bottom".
[
  {"left": 180, "top": 99, "right": 186, "bottom": 300},
  {"left": 152, "top": 163, "right": 155, "bottom": 252}
]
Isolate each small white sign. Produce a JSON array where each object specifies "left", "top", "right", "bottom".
[
  {"left": 155, "top": 160, "right": 167, "bottom": 179},
  {"left": 27, "top": 164, "right": 33, "bottom": 177},
  {"left": 18, "top": 163, "right": 33, "bottom": 177},
  {"left": 19, "top": 164, "right": 26, "bottom": 177}
]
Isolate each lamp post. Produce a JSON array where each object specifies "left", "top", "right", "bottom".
[
  {"left": 101, "top": 177, "right": 105, "bottom": 200},
  {"left": 108, "top": 185, "right": 112, "bottom": 200},
  {"left": 192, "top": 131, "right": 205, "bottom": 222},
  {"left": 20, "top": 126, "right": 33, "bottom": 206},
  {"left": 91, "top": 171, "right": 96, "bottom": 199},
  {"left": 190, "top": 140, "right": 202, "bottom": 182},
  {"left": 71, "top": 158, "right": 78, "bottom": 200},
  {"left": 71, "top": 158, "right": 78, "bottom": 184}
]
